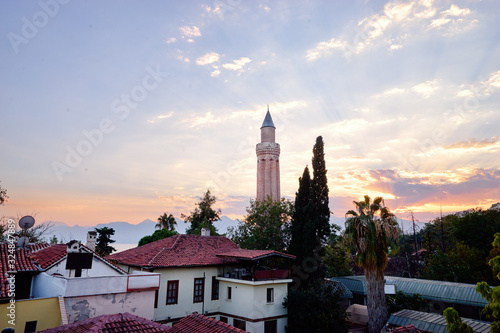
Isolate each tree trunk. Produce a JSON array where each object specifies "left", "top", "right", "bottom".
[{"left": 366, "top": 269, "right": 388, "bottom": 333}]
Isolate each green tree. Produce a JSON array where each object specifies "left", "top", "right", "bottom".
[
  {"left": 228, "top": 197, "right": 293, "bottom": 251},
  {"left": 289, "top": 166, "right": 315, "bottom": 265},
  {"left": 138, "top": 228, "right": 178, "bottom": 246},
  {"left": 311, "top": 136, "right": 331, "bottom": 247},
  {"left": 324, "top": 226, "right": 353, "bottom": 277},
  {"left": 344, "top": 195, "right": 399, "bottom": 333},
  {"left": 283, "top": 283, "right": 348, "bottom": 333},
  {"left": 183, "top": 189, "right": 221, "bottom": 235},
  {"left": 476, "top": 232, "right": 500, "bottom": 332},
  {"left": 443, "top": 307, "right": 474, "bottom": 333},
  {"left": 95, "top": 227, "right": 116, "bottom": 256},
  {"left": 0, "top": 182, "right": 8, "bottom": 205},
  {"left": 156, "top": 212, "right": 177, "bottom": 231},
  {"left": 386, "top": 291, "right": 428, "bottom": 314},
  {"left": 49, "top": 235, "right": 58, "bottom": 244}
]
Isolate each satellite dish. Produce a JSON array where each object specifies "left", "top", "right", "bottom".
[
  {"left": 17, "top": 236, "right": 29, "bottom": 248},
  {"left": 19, "top": 215, "right": 35, "bottom": 229}
]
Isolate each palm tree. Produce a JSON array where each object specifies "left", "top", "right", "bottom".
[
  {"left": 344, "top": 195, "right": 399, "bottom": 333},
  {"left": 156, "top": 213, "right": 177, "bottom": 231}
]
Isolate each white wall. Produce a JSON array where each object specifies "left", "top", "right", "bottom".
[
  {"left": 32, "top": 272, "right": 67, "bottom": 298},
  {"left": 64, "top": 290, "right": 156, "bottom": 323}
]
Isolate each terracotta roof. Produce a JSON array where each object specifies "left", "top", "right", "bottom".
[
  {"left": 38, "top": 312, "right": 171, "bottom": 333},
  {"left": 30, "top": 244, "right": 68, "bottom": 269},
  {"left": 108, "top": 234, "right": 240, "bottom": 268},
  {"left": 0, "top": 243, "right": 40, "bottom": 298},
  {"left": 170, "top": 313, "right": 248, "bottom": 333},
  {"left": 217, "top": 249, "right": 295, "bottom": 260}
]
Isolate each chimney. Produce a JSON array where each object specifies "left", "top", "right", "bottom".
[
  {"left": 67, "top": 240, "right": 80, "bottom": 253},
  {"left": 201, "top": 228, "right": 210, "bottom": 236},
  {"left": 86, "top": 231, "right": 97, "bottom": 251}
]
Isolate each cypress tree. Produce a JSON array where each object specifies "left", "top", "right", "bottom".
[
  {"left": 289, "top": 166, "right": 315, "bottom": 264},
  {"left": 311, "top": 136, "right": 330, "bottom": 244}
]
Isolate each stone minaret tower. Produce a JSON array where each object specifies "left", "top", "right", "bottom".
[{"left": 256, "top": 107, "right": 280, "bottom": 201}]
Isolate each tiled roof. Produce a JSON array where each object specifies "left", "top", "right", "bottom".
[
  {"left": 0, "top": 243, "right": 40, "bottom": 298},
  {"left": 30, "top": 244, "right": 67, "bottom": 269},
  {"left": 108, "top": 235, "right": 241, "bottom": 268},
  {"left": 170, "top": 313, "right": 248, "bottom": 333},
  {"left": 38, "top": 312, "right": 171, "bottom": 332},
  {"left": 217, "top": 249, "right": 295, "bottom": 260}
]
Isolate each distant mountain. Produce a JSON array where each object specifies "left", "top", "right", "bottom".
[{"left": 46, "top": 214, "right": 421, "bottom": 250}]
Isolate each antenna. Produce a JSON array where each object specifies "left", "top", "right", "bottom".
[{"left": 17, "top": 215, "right": 35, "bottom": 248}]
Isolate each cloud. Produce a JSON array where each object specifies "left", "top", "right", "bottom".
[
  {"left": 222, "top": 57, "right": 252, "bottom": 71},
  {"left": 210, "top": 69, "right": 221, "bottom": 77},
  {"left": 179, "top": 25, "right": 201, "bottom": 38},
  {"left": 196, "top": 52, "right": 220, "bottom": 65},
  {"left": 306, "top": 0, "right": 477, "bottom": 61},
  {"left": 165, "top": 37, "right": 177, "bottom": 44},
  {"left": 185, "top": 112, "right": 221, "bottom": 128},
  {"left": 147, "top": 112, "right": 174, "bottom": 124},
  {"left": 412, "top": 80, "right": 439, "bottom": 98},
  {"left": 444, "top": 137, "right": 500, "bottom": 150}
]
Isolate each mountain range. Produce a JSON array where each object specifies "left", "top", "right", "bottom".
[{"left": 45, "top": 215, "right": 419, "bottom": 252}]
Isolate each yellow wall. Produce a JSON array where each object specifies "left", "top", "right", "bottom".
[{"left": 0, "top": 297, "right": 61, "bottom": 332}]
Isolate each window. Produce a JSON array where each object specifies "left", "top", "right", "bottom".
[
  {"left": 193, "top": 278, "right": 204, "bottom": 303},
  {"left": 75, "top": 268, "right": 82, "bottom": 277},
  {"left": 166, "top": 280, "right": 179, "bottom": 305},
  {"left": 211, "top": 276, "right": 219, "bottom": 300},
  {"left": 24, "top": 321, "right": 37, "bottom": 333},
  {"left": 220, "top": 316, "right": 228, "bottom": 323},
  {"left": 264, "top": 320, "right": 277, "bottom": 333},
  {"left": 267, "top": 288, "right": 274, "bottom": 303},
  {"left": 154, "top": 289, "right": 159, "bottom": 308},
  {"left": 227, "top": 286, "right": 232, "bottom": 300},
  {"left": 233, "top": 319, "right": 246, "bottom": 330}
]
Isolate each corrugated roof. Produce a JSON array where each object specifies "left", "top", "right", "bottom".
[
  {"left": 388, "top": 310, "right": 490, "bottom": 333},
  {"left": 217, "top": 249, "right": 295, "bottom": 260},
  {"left": 326, "top": 279, "right": 353, "bottom": 299},
  {"left": 332, "top": 276, "right": 488, "bottom": 307}
]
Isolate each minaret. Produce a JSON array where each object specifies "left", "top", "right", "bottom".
[{"left": 256, "top": 107, "right": 280, "bottom": 201}]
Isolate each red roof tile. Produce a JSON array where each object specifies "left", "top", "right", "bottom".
[
  {"left": 217, "top": 249, "right": 296, "bottom": 260},
  {"left": 0, "top": 243, "right": 40, "bottom": 298},
  {"left": 38, "top": 312, "right": 172, "bottom": 332},
  {"left": 170, "top": 313, "right": 248, "bottom": 333},
  {"left": 108, "top": 235, "right": 240, "bottom": 268},
  {"left": 30, "top": 244, "right": 67, "bottom": 269}
]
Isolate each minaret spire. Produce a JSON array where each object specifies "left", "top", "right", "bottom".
[{"left": 256, "top": 107, "right": 280, "bottom": 201}]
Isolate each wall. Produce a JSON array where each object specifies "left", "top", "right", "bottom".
[
  {"left": 64, "top": 290, "right": 155, "bottom": 323},
  {"left": 0, "top": 297, "right": 61, "bottom": 332}
]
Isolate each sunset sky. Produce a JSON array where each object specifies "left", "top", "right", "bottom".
[{"left": 1, "top": 0, "right": 499, "bottom": 227}]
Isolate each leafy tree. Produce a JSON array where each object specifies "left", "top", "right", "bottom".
[
  {"left": 156, "top": 212, "right": 176, "bottom": 231},
  {"left": 0, "top": 182, "right": 8, "bottom": 205},
  {"left": 182, "top": 189, "right": 221, "bottom": 235},
  {"left": 49, "top": 235, "right": 59, "bottom": 244},
  {"left": 344, "top": 195, "right": 399, "bottom": 333},
  {"left": 138, "top": 228, "right": 178, "bottom": 246},
  {"left": 228, "top": 197, "right": 293, "bottom": 251},
  {"left": 324, "top": 226, "right": 353, "bottom": 277},
  {"left": 443, "top": 307, "right": 473, "bottom": 333},
  {"left": 283, "top": 283, "right": 348, "bottom": 333},
  {"left": 95, "top": 227, "right": 116, "bottom": 256},
  {"left": 386, "top": 291, "right": 428, "bottom": 314},
  {"left": 476, "top": 232, "right": 500, "bottom": 332}
]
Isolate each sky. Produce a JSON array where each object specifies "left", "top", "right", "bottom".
[{"left": 1, "top": 0, "right": 500, "bottom": 228}]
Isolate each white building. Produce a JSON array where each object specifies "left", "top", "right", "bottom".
[{"left": 108, "top": 234, "right": 294, "bottom": 333}]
